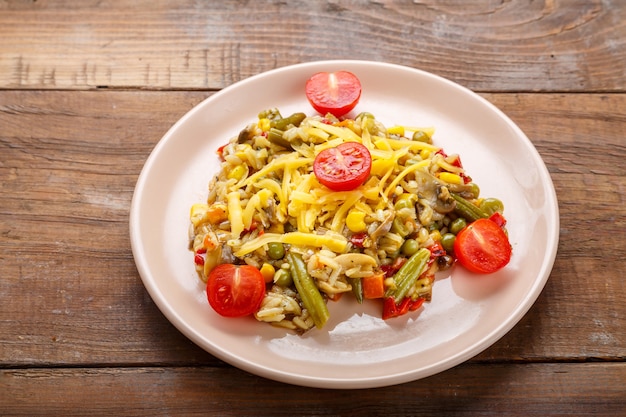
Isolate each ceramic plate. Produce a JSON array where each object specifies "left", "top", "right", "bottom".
[{"left": 130, "top": 60, "right": 559, "bottom": 389}]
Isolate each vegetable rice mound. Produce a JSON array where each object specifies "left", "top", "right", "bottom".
[{"left": 190, "top": 109, "right": 492, "bottom": 333}]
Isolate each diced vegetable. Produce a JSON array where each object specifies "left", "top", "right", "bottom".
[{"left": 362, "top": 273, "right": 385, "bottom": 299}]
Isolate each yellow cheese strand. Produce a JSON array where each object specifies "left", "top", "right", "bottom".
[
  {"left": 227, "top": 191, "right": 244, "bottom": 239},
  {"left": 330, "top": 191, "right": 363, "bottom": 232},
  {"left": 233, "top": 231, "right": 348, "bottom": 257},
  {"left": 383, "top": 159, "right": 431, "bottom": 198}
]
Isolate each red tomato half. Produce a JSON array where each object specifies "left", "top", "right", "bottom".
[
  {"left": 206, "top": 264, "right": 266, "bottom": 317},
  {"left": 305, "top": 71, "right": 362, "bottom": 117},
  {"left": 453, "top": 218, "right": 512, "bottom": 274},
  {"left": 313, "top": 142, "right": 372, "bottom": 191}
]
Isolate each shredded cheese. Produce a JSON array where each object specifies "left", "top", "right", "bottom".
[{"left": 233, "top": 231, "right": 348, "bottom": 257}]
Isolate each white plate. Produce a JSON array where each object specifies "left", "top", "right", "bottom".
[{"left": 130, "top": 60, "right": 559, "bottom": 389}]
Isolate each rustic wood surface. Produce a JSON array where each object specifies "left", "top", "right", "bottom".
[{"left": 1, "top": 1, "right": 625, "bottom": 416}]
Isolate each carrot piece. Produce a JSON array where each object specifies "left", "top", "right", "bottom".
[{"left": 362, "top": 273, "right": 385, "bottom": 299}]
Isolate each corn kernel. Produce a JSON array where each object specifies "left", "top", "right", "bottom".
[
  {"left": 258, "top": 118, "right": 271, "bottom": 132},
  {"left": 267, "top": 222, "right": 285, "bottom": 234},
  {"left": 371, "top": 158, "right": 395, "bottom": 176},
  {"left": 227, "top": 164, "right": 248, "bottom": 180},
  {"left": 373, "top": 138, "right": 393, "bottom": 151},
  {"left": 384, "top": 277, "right": 396, "bottom": 290},
  {"left": 438, "top": 172, "right": 463, "bottom": 185},
  {"left": 430, "top": 229, "right": 442, "bottom": 243},
  {"left": 420, "top": 149, "right": 431, "bottom": 160},
  {"left": 260, "top": 263, "right": 275, "bottom": 283},
  {"left": 346, "top": 210, "right": 367, "bottom": 233},
  {"left": 190, "top": 203, "right": 210, "bottom": 227}
]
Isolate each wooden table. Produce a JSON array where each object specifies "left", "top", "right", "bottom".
[{"left": 1, "top": 1, "right": 624, "bottom": 415}]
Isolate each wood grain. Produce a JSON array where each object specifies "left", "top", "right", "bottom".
[
  {"left": 2, "top": 364, "right": 625, "bottom": 416},
  {"left": 0, "top": 0, "right": 624, "bottom": 91},
  {"left": 1, "top": 91, "right": 624, "bottom": 367},
  {"left": 1, "top": 1, "right": 625, "bottom": 413}
]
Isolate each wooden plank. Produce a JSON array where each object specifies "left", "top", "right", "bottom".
[
  {"left": 1, "top": 91, "right": 624, "bottom": 367},
  {"left": 0, "top": 1, "right": 624, "bottom": 91},
  {"left": 1, "top": 363, "right": 625, "bottom": 416}
]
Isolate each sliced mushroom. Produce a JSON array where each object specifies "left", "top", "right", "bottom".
[
  {"left": 434, "top": 185, "right": 456, "bottom": 214},
  {"left": 369, "top": 210, "right": 395, "bottom": 242},
  {"left": 237, "top": 123, "right": 256, "bottom": 143}
]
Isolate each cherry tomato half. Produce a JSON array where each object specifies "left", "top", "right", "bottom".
[
  {"left": 305, "top": 71, "right": 362, "bottom": 117},
  {"left": 453, "top": 218, "right": 512, "bottom": 274},
  {"left": 206, "top": 264, "right": 266, "bottom": 317},
  {"left": 313, "top": 142, "right": 372, "bottom": 191}
]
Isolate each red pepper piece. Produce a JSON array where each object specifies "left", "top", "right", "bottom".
[
  {"left": 489, "top": 212, "right": 507, "bottom": 228},
  {"left": 408, "top": 298, "right": 425, "bottom": 312},
  {"left": 382, "top": 297, "right": 425, "bottom": 320},
  {"left": 382, "top": 297, "right": 398, "bottom": 320},
  {"left": 194, "top": 253, "right": 205, "bottom": 266},
  {"left": 381, "top": 257, "right": 407, "bottom": 278},
  {"left": 428, "top": 241, "right": 446, "bottom": 257},
  {"left": 216, "top": 143, "right": 228, "bottom": 160},
  {"left": 349, "top": 232, "right": 368, "bottom": 248}
]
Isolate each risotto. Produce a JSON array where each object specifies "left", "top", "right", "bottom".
[{"left": 190, "top": 109, "right": 508, "bottom": 333}]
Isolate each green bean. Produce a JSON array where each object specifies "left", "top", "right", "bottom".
[
  {"left": 384, "top": 248, "right": 430, "bottom": 301},
  {"left": 266, "top": 128, "right": 290, "bottom": 148},
  {"left": 349, "top": 277, "right": 363, "bottom": 304},
  {"left": 451, "top": 193, "right": 489, "bottom": 222},
  {"left": 286, "top": 252, "right": 329, "bottom": 329},
  {"left": 270, "top": 112, "right": 306, "bottom": 130},
  {"left": 267, "top": 242, "right": 285, "bottom": 260}
]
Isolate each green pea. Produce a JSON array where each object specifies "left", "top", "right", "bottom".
[
  {"left": 449, "top": 217, "right": 467, "bottom": 235},
  {"left": 394, "top": 193, "right": 418, "bottom": 210},
  {"left": 401, "top": 239, "right": 420, "bottom": 256},
  {"left": 267, "top": 242, "right": 285, "bottom": 260},
  {"left": 273, "top": 269, "right": 292, "bottom": 287},
  {"left": 479, "top": 198, "right": 504, "bottom": 215},
  {"left": 468, "top": 183, "right": 480, "bottom": 199},
  {"left": 392, "top": 217, "right": 411, "bottom": 237},
  {"left": 440, "top": 233, "right": 456, "bottom": 253},
  {"left": 412, "top": 130, "right": 433, "bottom": 144}
]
